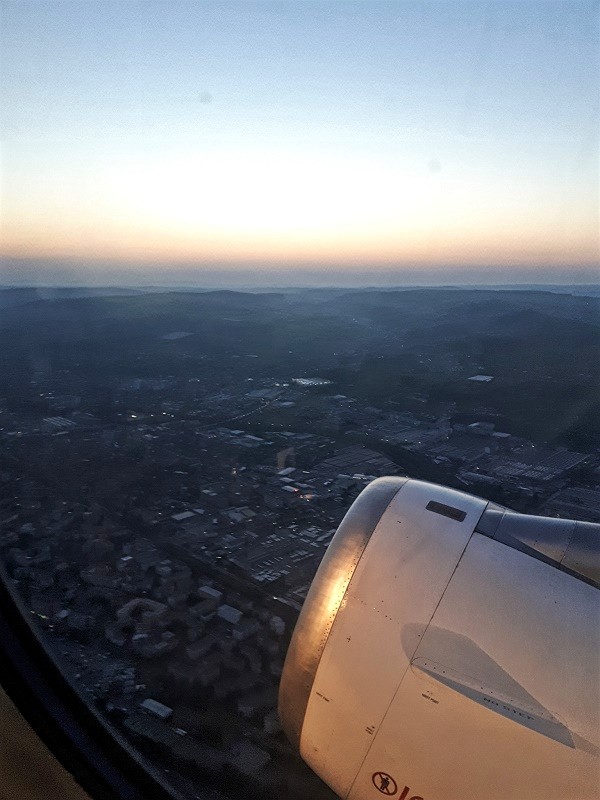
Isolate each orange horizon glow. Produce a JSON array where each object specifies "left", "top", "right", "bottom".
[
  {"left": 3, "top": 150, "right": 598, "bottom": 273},
  {"left": 3, "top": 235, "right": 598, "bottom": 272}
]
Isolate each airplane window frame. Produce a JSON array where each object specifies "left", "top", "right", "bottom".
[{"left": 0, "top": 559, "right": 197, "bottom": 800}]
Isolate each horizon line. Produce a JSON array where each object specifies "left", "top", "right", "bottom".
[{"left": 1, "top": 281, "right": 598, "bottom": 291}]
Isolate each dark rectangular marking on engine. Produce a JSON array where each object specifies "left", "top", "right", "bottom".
[{"left": 426, "top": 500, "right": 467, "bottom": 522}]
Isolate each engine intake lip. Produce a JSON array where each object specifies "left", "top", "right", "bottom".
[{"left": 278, "top": 476, "right": 408, "bottom": 750}]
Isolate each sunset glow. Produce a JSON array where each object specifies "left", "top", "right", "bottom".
[{"left": 1, "top": 1, "right": 598, "bottom": 285}]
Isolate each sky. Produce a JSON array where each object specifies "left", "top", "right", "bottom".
[{"left": 0, "top": 0, "right": 598, "bottom": 287}]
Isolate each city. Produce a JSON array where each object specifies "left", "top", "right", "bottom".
[{"left": 0, "top": 286, "right": 598, "bottom": 799}]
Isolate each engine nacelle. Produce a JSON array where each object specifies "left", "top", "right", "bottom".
[{"left": 279, "top": 478, "right": 599, "bottom": 800}]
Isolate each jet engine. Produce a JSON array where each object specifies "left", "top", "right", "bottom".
[{"left": 279, "top": 478, "right": 599, "bottom": 800}]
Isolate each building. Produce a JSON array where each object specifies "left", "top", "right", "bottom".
[{"left": 140, "top": 698, "right": 173, "bottom": 720}]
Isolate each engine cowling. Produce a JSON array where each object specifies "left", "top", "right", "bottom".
[{"left": 279, "top": 478, "right": 599, "bottom": 800}]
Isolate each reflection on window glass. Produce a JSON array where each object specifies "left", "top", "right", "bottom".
[{"left": 0, "top": 0, "right": 598, "bottom": 798}]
